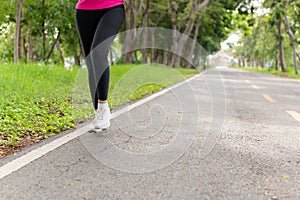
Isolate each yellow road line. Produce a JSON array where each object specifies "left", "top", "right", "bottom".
[
  {"left": 251, "top": 84, "right": 259, "bottom": 89},
  {"left": 262, "top": 94, "right": 277, "bottom": 103},
  {"left": 286, "top": 110, "right": 300, "bottom": 123}
]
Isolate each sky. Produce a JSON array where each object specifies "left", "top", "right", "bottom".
[{"left": 221, "top": 33, "right": 241, "bottom": 50}]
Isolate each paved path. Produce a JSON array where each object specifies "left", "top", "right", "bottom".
[{"left": 0, "top": 67, "right": 299, "bottom": 199}]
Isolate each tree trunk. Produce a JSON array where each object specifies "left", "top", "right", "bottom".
[
  {"left": 141, "top": 0, "right": 150, "bottom": 63},
  {"left": 152, "top": 49, "right": 158, "bottom": 63},
  {"left": 187, "top": 16, "right": 201, "bottom": 68},
  {"left": 42, "top": 0, "right": 46, "bottom": 61},
  {"left": 123, "top": 0, "right": 143, "bottom": 64},
  {"left": 167, "top": 0, "right": 210, "bottom": 67},
  {"left": 78, "top": 36, "right": 85, "bottom": 58},
  {"left": 192, "top": 47, "right": 201, "bottom": 68},
  {"left": 277, "top": 20, "right": 287, "bottom": 72},
  {"left": 73, "top": 43, "right": 81, "bottom": 66},
  {"left": 243, "top": 45, "right": 247, "bottom": 67},
  {"left": 14, "top": 0, "right": 24, "bottom": 63},
  {"left": 275, "top": 53, "right": 278, "bottom": 71},
  {"left": 261, "top": 60, "right": 264, "bottom": 68},
  {"left": 33, "top": 42, "right": 39, "bottom": 61},
  {"left": 20, "top": 25, "right": 24, "bottom": 61},
  {"left": 173, "top": 17, "right": 196, "bottom": 67},
  {"left": 75, "top": 55, "right": 80, "bottom": 66},
  {"left": 150, "top": 31, "right": 155, "bottom": 64},
  {"left": 22, "top": 36, "right": 27, "bottom": 63},
  {"left": 283, "top": 16, "right": 298, "bottom": 74},
  {"left": 56, "top": 41, "right": 64, "bottom": 65},
  {"left": 27, "top": 22, "right": 33, "bottom": 62},
  {"left": 46, "top": 30, "right": 61, "bottom": 62}
]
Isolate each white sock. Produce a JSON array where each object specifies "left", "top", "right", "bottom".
[{"left": 98, "top": 102, "right": 109, "bottom": 109}]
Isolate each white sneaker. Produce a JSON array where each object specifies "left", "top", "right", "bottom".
[{"left": 93, "top": 107, "right": 111, "bottom": 130}]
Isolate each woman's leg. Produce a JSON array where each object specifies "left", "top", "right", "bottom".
[
  {"left": 75, "top": 10, "right": 102, "bottom": 59},
  {"left": 90, "top": 5, "right": 125, "bottom": 110},
  {"left": 76, "top": 5, "right": 124, "bottom": 112},
  {"left": 76, "top": 9, "right": 107, "bottom": 110}
]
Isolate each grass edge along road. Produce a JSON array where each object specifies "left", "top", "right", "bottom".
[
  {"left": 231, "top": 66, "right": 300, "bottom": 80},
  {"left": 0, "top": 63, "right": 199, "bottom": 158}
]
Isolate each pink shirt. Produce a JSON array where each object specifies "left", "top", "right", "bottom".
[{"left": 76, "top": 0, "right": 124, "bottom": 10}]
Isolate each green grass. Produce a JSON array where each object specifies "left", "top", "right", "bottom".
[
  {"left": 231, "top": 66, "right": 300, "bottom": 80},
  {"left": 0, "top": 63, "right": 199, "bottom": 147},
  {"left": 0, "top": 63, "right": 78, "bottom": 147}
]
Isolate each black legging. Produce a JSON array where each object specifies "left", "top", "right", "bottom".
[{"left": 76, "top": 5, "right": 125, "bottom": 110}]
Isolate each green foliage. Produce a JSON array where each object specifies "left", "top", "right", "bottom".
[
  {"left": 0, "top": 63, "right": 78, "bottom": 147},
  {"left": 0, "top": 63, "right": 198, "bottom": 147},
  {"left": 0, "top": 0, "right": 246, "bottom": 63},
  {"left": 0, "top": 25, "right": 14, "bottom": 61},
  {"left": 197, "top": 0, "right": 243, "bottom": 52},
  {"left": 72, "top": 64, "right": 198, "bottom": 120},
  {"left": 110, "top": 64, "right": 198, "bottom": 107},
  {"left": 230, "top": 0, "right": 300, "bottom": 74},
  {"left": 0, "top": 0, "right": 80, "bottom": 63},
  {"left": 231, "top": 66, "right": 300, "bottom": 80}
]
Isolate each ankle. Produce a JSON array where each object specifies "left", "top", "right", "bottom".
[
  {"left": 98, "top": 102, "right": 109, "bottom": 109},
  {"left": 98, "top": 99, "right": 107, "bottom": 104}
]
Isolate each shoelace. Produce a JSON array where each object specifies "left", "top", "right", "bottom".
[{"left": 95, "top": 108, "right": 106, "bottom": 120}]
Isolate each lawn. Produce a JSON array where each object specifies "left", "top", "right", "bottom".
[
  {"left": 0, "top": 63, "right": 199, "bottom": 156},
  {"left": 231, "top": 66, "right": 300, "bottom": 80}
]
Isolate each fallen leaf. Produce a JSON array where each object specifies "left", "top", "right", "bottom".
[{"left": 283, "top": 175, "right": 289, "bottom": 179}]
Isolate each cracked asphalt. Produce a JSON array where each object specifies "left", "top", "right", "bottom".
[{"left": 0, "top": 67, "right": 299, "bottom": 200}]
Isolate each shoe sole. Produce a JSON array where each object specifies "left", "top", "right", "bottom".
[
  {"left": 92, "top": 123, "right": 110, "bottom": 131},
  {"left": 88, "top": 127, "right": 107, "bottom": 133}
]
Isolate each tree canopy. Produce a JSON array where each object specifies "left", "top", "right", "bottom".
[
  {"left": 0, "top": 0, "right": 244, "bottom": 64},
  {"left": 229, "top": 0, "right": 300, "bottom": 74}
]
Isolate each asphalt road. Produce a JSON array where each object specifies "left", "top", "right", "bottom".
[{"left": 0, "top": 67, "right": 299, "bottom": 200}]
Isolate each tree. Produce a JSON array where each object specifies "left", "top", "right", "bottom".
[
  {"left": 166, "top": 0, "right": 210, "bottom": 67},
  {"left": 0, "top": 0, "right": 257, "bottom": 68},
  {"left": 231, "top": 0, "right": 300, "bottom": 75},
  {"left": 263, "top": 0, "right": 300, "bottom": 73},
  {"left": 273, "top": 3, "right": 287, "bottom": 72},
  {"left": 281, "top": 0, "right": 299, "bottom": 74},
  {"left": 14, "top": 0, "right": 25, "bottom": 63},
  {"left": 123, "top": 0, "right": 145, "bottom": 63},
  {"left": 283, "top": 15, "right": 298, "bottom": 74}
]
